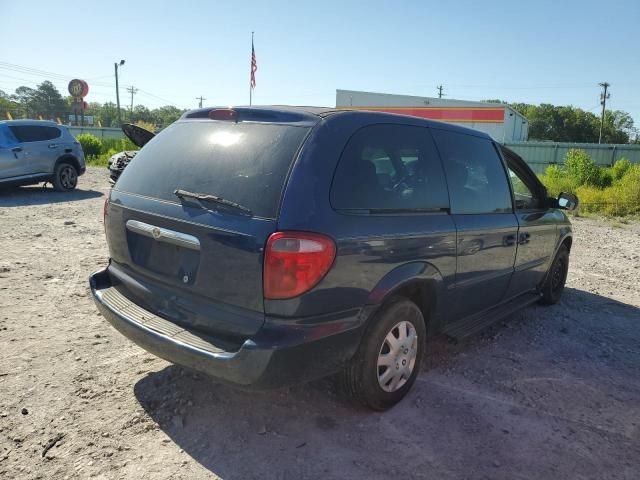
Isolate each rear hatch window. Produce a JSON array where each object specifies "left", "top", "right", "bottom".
[{"left": 114, "top": 121, "right": 310, "bottom": 218}]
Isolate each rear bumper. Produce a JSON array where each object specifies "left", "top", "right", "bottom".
[{"left": 89, "top": 267, "right": 364, "bottom": 388}]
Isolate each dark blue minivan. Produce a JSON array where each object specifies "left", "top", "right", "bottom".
[{"left": 90, "top": 106, "right": 577, "bottom": 410}]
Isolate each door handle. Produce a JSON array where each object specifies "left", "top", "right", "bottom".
[
  {"left": 48, "top": 144, "right": 59, "bottom": 149},
  {"left": 518, "top": 233, "right": 531, "bottom": 245},
  {"left": 11, "top": 147, "right": 22, "bottom": 153},
  {"left": 504, "top": 234, "right": 517, "bottom": 246}
]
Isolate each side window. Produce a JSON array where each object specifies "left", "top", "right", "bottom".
[
  {"left": 0, "top": 126, "right": 17, "bottom": 148},
  {"left": 41, "top": 126, "right": 62, "bottom": 140},
  {"left": 508, "top": 168, "right": 539, "bottom": 210},
  {"left": 331, "top": 124, "right": 449, "bottom": 212},
  {"left": 432, "top": 129, "right": 512, "bottom": 214},
  {"left": 9, "top": 125, "right": 45, "bottom": 143}
]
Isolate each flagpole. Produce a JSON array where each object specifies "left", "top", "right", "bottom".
[{"left": 249, "top": 31, "right": 254, "bottom": 106}]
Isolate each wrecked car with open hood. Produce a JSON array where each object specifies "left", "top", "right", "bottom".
[{"left": 107, "top": 123, "right": 155, "bottom": 184}]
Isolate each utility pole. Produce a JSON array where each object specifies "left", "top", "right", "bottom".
[
  {"left": 114, "top": 59, "right": 125, "bottom": 125},
  {"left": 598, "top": 82, "right": 610, "bottom": 144},
  {"left": 127, "top": 86, "right": 138, "bottom": 120},
  {"left": 196, "top": 96, "right": 206, "bottom": 108},
  {"left": 437, "top": 85, "right": 444, "bottom": 99}
]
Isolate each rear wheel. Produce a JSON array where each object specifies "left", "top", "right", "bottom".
[
  {"left": 540, "top": 244, "right": 569, "bottom": 305},
  {"left": 52, "top": 162, "right": 78, "bottom": 192},
  {"left": 342, "top": 298, "right": 425, "bottom": 410}
]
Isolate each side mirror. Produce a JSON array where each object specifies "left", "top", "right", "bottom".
[{"left": 557, "top": 192, "right": 578, "bottom": 211}]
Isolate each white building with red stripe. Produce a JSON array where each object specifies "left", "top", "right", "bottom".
[{"left": 336, "top": 89, "right": 528, "bottom": 142}]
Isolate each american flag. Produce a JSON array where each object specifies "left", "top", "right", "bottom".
[{"left": 250, "top": 39, "right": 257, "bottom": 89}]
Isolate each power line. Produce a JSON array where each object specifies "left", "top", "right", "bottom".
[
  {"left": 127, "top": 85, "right": 139, "bottom": 119},
  {"left": 137, "top": 88, "right": 180, "bottom": 107},
  {"left": 598, "top": 82, "right": 610, "bottom": 144},
  {"left": 0, "top": 61, "right": 183, "bottom": 107}
]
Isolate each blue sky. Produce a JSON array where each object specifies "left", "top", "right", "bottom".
[{"left": 1, "top": 0, "right": 638, "bottom": 123}]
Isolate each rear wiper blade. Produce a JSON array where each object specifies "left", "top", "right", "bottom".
[{"left": 174, "top": 189, "right": 252, "bottom": 215}]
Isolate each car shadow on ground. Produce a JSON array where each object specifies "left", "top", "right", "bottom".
[
  {"left": 133, "top": 287, "right": 640, "bottom": 479},
  {"left": 0, "top": 185, "right": 103, "bottom": 207}
]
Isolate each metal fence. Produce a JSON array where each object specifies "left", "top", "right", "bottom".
[
  {"left": 504, "top": 141, "right": 640, "bottom": 174},
  {"left": 68, "top": 126, "right": 124, "bottom": 139}
]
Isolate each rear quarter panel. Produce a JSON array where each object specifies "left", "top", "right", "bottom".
[{"left": 271, "top": 113, "right": 457, "bottom": 322}]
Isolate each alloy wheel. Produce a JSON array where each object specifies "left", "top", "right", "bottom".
[
  {"left": 60, "top": 166, "right": 77, "bottom": 190},
  {"left": 377, "top": 321, "right": 418, "bottom": 392}
]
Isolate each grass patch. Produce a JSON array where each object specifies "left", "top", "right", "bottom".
[
  {"left": 75, "top": 133, "right": 139, "bottom": 168},
  {"left": 86, "top": 154, "right": 112, "bottom": 167},
  {"left": 539, "top": 150, "right": 640, "bottom": 217},
  {"left": 76, "top": 133, "right": 138, "bottom": 168}
]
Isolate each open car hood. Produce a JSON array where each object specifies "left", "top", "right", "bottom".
[{"left": 121, "top": 123, "right": 155, "bottom": 148}]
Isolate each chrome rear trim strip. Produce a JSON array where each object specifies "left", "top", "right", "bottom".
[{"left": 126, "top": 219, "right": 200, "bottom": 251}]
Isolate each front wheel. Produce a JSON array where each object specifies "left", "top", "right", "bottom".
[
  {"left": 52, "top": 162, "right": 78, "bottom": 192},
  {"left": 342, "top": 298, "right": 426, "bottom": 411},
  {"left": 539, "top": 244, "right": 569, "bottom": 305}
]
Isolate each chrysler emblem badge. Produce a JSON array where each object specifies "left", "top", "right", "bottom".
[{"left": 152, "top": 227, "right": 161, "bottom": 239}]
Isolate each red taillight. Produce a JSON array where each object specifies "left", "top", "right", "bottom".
[
  {"left": 103, "top": 197, "right": 109, "bottom": 226},
  {"left": 263, "top": 232, "right": 336, "bottom": 300},
  {"left": 208, "top": 109, "right": 238, "bottom": 121}
]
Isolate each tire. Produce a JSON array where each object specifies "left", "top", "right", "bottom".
[
  {"left": 539, "top": 244, "right": 569, "bottom": 305},
  {"left": 342, "top": 298, "right": 426, "bottom": 411},
  {"left": 52, "top": 162, "right": 78, "bottom": 192}
]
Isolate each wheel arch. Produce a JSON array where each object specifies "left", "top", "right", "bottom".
[
  {"left": 539, "top": 231, "right": 572, "bottom": 290},
  {"left": 54, "top": 154, "right": 81, "bottom": 173},
  {"left": 366, "top": 262, "right": 444, "bottom": 336}
]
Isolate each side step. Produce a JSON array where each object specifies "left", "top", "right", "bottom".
[{"left": 441, "top": 292, "right": 540, "bottom": 340}]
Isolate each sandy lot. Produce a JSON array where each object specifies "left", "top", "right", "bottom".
[{"left": 1, "top": 167, "right": 639, "bottom": 480}]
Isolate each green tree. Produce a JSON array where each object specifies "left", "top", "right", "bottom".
[
  {"left": 600, "top": 110, "right": 636, "bottom": 144},
  {"left": 98, "top": 102, "right": 119, "bottom": 127},
  {"left": 150, "top": 105, "right": 184, "bottom": 127},
  {"left": 509, "top": 103, "right": 635, "bottom": 144},
  {"left": 0, "top": 89, "right": 18, "bottom": 119},
  {"left": 10, "top": 81, "right": 67, "bottom": 120},
  {"left": 131, "top": 105, "right": 153, "bottom": 124}
]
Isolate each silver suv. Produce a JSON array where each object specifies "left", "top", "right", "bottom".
[{"left": 0, "top": 120, "right": 86, "bottom": 191}]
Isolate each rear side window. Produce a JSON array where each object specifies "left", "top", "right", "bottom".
[
  {"left": 0, "top": 126, "right": 17, "bottom": 147},
  {"left": 9, "top": 125, "right": 61, "bottom": 142},
  {"left": 41, "top": 126, "right": 62, "bottom": 140},
  {"left": 331, "top": 124, "right": 449, "bottom": 212},
  {"left": 114, "top": 121, "right": 309, "bottom": 218},
  {"left": 431, "top": 129, "right": 512, "bottom": 214}
]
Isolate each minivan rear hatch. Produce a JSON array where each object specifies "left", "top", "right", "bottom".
[{"left": 104, "top": 112, "right": 314, "bottom": 338}]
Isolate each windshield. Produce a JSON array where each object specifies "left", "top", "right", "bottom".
[{"left": 114, "top": 121, "right": 310, "bottom": 218}]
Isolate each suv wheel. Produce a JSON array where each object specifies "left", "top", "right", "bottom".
[
  {"left": 342, "top": 298, "right": 425, "bottom": 410},
  {"left": 52, "top": 162, "right": 78, "bottom": 192},
  {"left": 540, "top": 244, "right": 569, "bottom": 305}
]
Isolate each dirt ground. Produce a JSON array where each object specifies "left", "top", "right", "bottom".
[{"left": 1, "top": 167, "right": 639, "bottom": 480}]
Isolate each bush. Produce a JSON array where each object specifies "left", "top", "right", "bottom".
[
  {"left": 76, "top": 133, "right": 138, "bottom": 166},
  {"left": 564, "top": 149, "right": 602, "bottom": 187},
  {"left": 76, "top": 133, "right": 102, "bottom": 157},
  {"left": 611, "top": 158, "right": 632, "bottom": 180},
  {"left": 99, "top": 137, "right": 137, "bottom": 154},
  {"left": 539, "top": 151, "right": 640, "bottom": 216},
  {"left": 539, "top": 164, "right": 577, "bottom": 197},
  {"left": 86, "top": 148, "right": 119, "bottom": 167}
]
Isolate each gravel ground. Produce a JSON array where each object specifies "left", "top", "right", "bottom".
[{"left": 1, "top": 167, "right": 639, "bottom": 480}]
